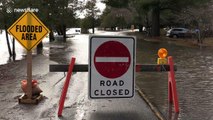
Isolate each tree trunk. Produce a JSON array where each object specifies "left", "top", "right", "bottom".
[
  {"left": 49, "top": 30, "right": 55, "bottom": 42},
  {"left": 37, "top": 42, "right": 43, "bottom": 48},
  {"left": 37, "top": 42, "right": 43, "bottom": 54},
  {"left": 5, "top": 25, "right": 12, "bottom": 57},
  {"left": 92, "top": 27, "right": 95, "bottom": 34},
  {"left": 92, "top": 18, "right": 95, "bottom": 33},
  {"left": 92, "top": 17, "right": 95, "bottom": 34},
  {"left": 63, "top": 25, "right": 66, "bottom": 42},
  {"left": 111, "top": 27, "right": 114, "bottom": 31},
  {"left": 151, "top": 6, "right": 160, "bottom": 37},
  {"left": 12, "top": 38, "right": 16, "bottom": 60},
  {"left": 139, "top": 24, "right": 143, "bottom": 32}
]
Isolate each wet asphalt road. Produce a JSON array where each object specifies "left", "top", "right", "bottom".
[
  {"left": 0, "top": 32, "right": 159, "bottom": 120},
  {"left": 2, "top": 30, "right": 213, "bottom": 120},
  {"left": 58, "top": 34, "right": 158, "bottom": 120},
  {"left": 136, "top": 38, "right": 213, "bottom": 120}
]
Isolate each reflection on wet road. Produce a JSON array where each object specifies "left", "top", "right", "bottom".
[
  {"left": 0, "top": 31, "right": 50, "bottom": 65},
  {"left": 136, "top": 40, "right": 213, "bottom": 120},
  {"left": 65, "top": 32, "right": 213, "bottom": 119},
  {"left": 48, "top": 33, "right": 158, "bottom": 120},
  {"left": 1, "top": 31, "right": 213, "bottom": 119}
]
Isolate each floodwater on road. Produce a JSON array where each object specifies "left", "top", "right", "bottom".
[
  {"left": 136, "top": 39, "right": 213, "bottom": 120},
  {"left": 0, "top": 30, "right": 213, "bottom": 120},
  {"left": 0, "top": 30, "right": 50, "bottom": 65}
]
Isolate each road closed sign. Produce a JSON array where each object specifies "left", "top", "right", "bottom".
[
  {"left": 89, "top": 35, "right": 136, "bottom": 99},
  {"left": 7, "top": 11, "right": 50, "bottom": 51}
]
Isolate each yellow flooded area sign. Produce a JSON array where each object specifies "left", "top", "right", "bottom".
[{"left": 7, "top": 11, "right": 50, "bottom": 51}]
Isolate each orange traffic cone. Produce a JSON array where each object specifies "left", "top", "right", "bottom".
[{"left": 21, "top": 80, "right": 43, "bottom": 96}]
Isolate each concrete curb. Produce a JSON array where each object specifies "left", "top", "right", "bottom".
[{"left": 136, "top": 86, "right": 166, "bottom": 120}]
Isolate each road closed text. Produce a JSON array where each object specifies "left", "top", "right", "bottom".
[
  {"left": 94, "top": 89, "right": 130, "bottom": 96},
  {"left": 93, "top": 80, "right": 130, "bottom": 96}
]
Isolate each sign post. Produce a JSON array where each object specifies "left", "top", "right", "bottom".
[
  {"left": 27, "top": 51, "right": 32, "bottom": 99},
  {"left": 89, "top": 36, "right": 136, "bottom": 99},
  {"left": 7, "top": 11, "right": 50, "bottom": 103},
  {"left": 26, "top": 12, "right": 32, "bottom": 99}
]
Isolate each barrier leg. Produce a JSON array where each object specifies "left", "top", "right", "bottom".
[
  {"left": 168, "top": 82, "right": 173, "bottom": 103},
  {"left": 168, "top": 56, "right": 179, "bottom": 113},
  {"left": 58, "top": 57, "right": 76, "bottom": 117}
]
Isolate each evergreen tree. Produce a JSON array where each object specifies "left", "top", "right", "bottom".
[
  {"left": 102, "top": 0, "right": 211, "bottom": 37},
  {"left": 84, "top": 0, "right": 100, "bottom": 34}
]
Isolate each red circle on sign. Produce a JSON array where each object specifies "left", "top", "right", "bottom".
[{"left": 94, "top": 41, "right": 131, "bottom": 78}]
